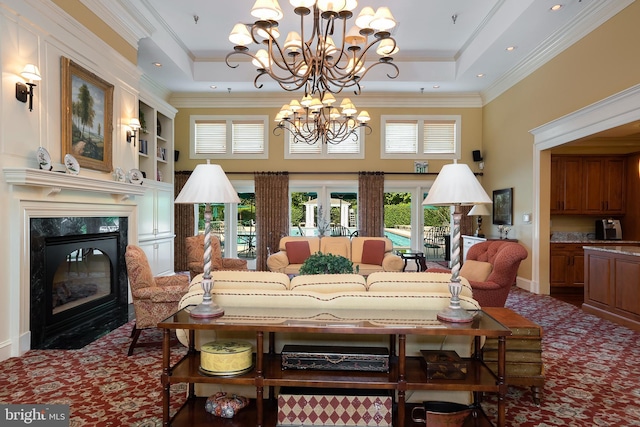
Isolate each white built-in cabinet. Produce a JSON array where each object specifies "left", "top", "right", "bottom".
[{"left": 136, "top": 95, "right": 177, "bottom": 276}]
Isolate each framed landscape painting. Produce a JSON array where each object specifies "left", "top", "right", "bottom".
[
  {"left": 492, "top": 188, "right": 513, "bottom": 225},
  {"left": 61, "top": 57, "right": 113, "bottom": 172}
]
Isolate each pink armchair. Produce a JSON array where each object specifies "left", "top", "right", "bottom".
[
  {"left": 185, "top": 234, "right": 248, "bottom": 279},
  {"left": 464, "top": 240, "right": 528, "bottom": 307},
  {"left": 125, "top": 245, "right": 190, "bottom": 355}
]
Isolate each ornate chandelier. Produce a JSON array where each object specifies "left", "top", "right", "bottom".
[
  {"left": 226, "top": 0, "right": 399, "bottom": 95},
  {"left": 274, "top": 92, "right": 371, "bottom": 145}
]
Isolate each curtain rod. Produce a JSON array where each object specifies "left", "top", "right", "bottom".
[{"left": 222, "top": 171, "right": 484, "bottom": 176}]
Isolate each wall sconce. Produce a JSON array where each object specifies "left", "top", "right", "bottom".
[
  {"left": 127, "top": 118, "right": 141, "bottom": 145},
  {"left": 15, "top": 64, "right": 41, "bottom": 112}
]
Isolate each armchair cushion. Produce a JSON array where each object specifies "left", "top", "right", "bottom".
[
  {"left": 459, "top": 260, "right": 493, "bottom": 282},
  {"left": 361, "top": 240, "right": 386, "bottom": 265},
  {"left": 285, "top": 241, "right": 312, "bottom": 264}
]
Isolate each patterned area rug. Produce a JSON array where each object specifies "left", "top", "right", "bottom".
[{"left": 0, "top": 287, "right": 639, "bottom": 426}]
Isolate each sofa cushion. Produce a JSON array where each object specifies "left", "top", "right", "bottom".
[
  {"left": 290, "top": 274, "right": 367, "bottom": 292},
  {"left": 361, "top": 240, "right": 386, "bottom": 265},
  {"left": 351, "top": 237, "right": 392, "bottom": 263},
  {"left": 286, "top": 241, "right": 312, "bottom": 264},
  {"left": 190, "top": 271, "right": 290, "bottom": 291},
  {"left": 460, "top": 260, "right": 493, "bottom": 282},
  {"left": 320, "top": 237, "right": 351, "bottom": 259},
  {"left": 366, "top": 272, "right": 473, "bottom": 297}
]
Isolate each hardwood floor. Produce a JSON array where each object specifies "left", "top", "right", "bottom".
[{"left": 550, "top": 287, "right": 583, "bottom": 308}]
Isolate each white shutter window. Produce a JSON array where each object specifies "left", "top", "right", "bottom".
[
  {"left": 232, "top": 121, "right": 264, "bottom": 153},
  {"left": 424, "top": 121, "right": 456, "bottom": 154},
  {"left": 195, "top": 120, "right": 226, "bottom": 154},
  {"left": 190, "top": 115, "right": 268, "bottom": 159},
  {"left": 385, "top": 121, "right": 418, "bottom": 154},
  {"left": 381, "top": 115, "right": 460, "bottom": 159},
  {"left": 327, "top": 129, "right": 361, "bottom": 154}
]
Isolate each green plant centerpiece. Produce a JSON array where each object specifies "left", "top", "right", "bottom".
[{"left": 299, "top": 252, "right": 357, "bottom": 275}]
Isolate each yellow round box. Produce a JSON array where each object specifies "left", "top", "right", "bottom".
[{"left": 200, "top": 340, "right": 253, "bottom": 377}]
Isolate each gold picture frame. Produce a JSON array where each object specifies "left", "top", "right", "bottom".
[{"left": 61, "top": 57, "right": 113, "bottom": 172}]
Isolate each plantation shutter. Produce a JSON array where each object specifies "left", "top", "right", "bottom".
[
  {"left": 232, "top": 121, "right": 265, "bottom": 153},
  {"left": 194, "top": 120, "right": 226, "bottom": 154},
  {"left": 424, "top": 121, "right": 456, "bottom": 154},
  {"left": 384, "top": 120, "right": 418, "bottom": 154}
]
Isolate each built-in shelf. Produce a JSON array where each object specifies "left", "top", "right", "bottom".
[{"left": 3, "top": 168, "right": 146, "bottom": 201}]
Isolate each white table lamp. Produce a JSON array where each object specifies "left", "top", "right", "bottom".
[
  {"left": 175, "top": 161, "right": 240, "bottom": 318},
  {"left": 423, "top": 162, "right": 492, "bottom": 322},
  {"left": 468, "top": 203, "right": 492, "bottom": 237}
]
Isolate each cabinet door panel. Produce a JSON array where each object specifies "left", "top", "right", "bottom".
[
  {"left": 604, "top": 158, "right": 625, "bottom": 213},
  {"left": 586, "top": 255, "right": 611, "bottom": 305},
  {"left": 550, "top": 252, "right": 570, "bottom": 286},
  {"left": 571, "top": 252, "right": 584, "bottom": 287},
  {"left": 156, "top": 188, "right": 173, "bottom": 236},
  {"left": 138, "top": 187, "right": 155, "bottom": 238},
  {"left": 582, "top": 159, "right": 604, "bottom": 213},
  {"left": 615, "top": 260, "right": 640, "bottom": 315}
]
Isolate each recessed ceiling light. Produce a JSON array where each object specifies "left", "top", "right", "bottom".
[
  {"left": 152, "top": 62, "right": 162, "bottom": 67},
  {"left": 506, "top": 46, "right": 517, "bottom": 52},
  {"left": 476, "top": 73, "right": 485, "bottom": 78},
  {"left": 550, "top": 4, "right": 563, "bottom": 11},
  {"left": 210, "top": 85, "right": 217, "bottom": 90},
  {"left": 433, "top": 85, "right": 440, "bottom": 89}
]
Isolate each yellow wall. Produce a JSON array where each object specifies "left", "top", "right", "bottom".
[
  {"left": 174, "top": 106, "right": 484, "bottom": 178},
  {"left": 52, "top": 0, "right": 137, "bottom": 64},
  {"left": 482, "top": 1, "right": 640, "bottom": 286}
]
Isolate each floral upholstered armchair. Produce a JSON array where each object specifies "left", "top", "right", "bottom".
[
  {"left": 185, "top": 234, "right": 248, "bottom": 279},
  {"left": 124, "top": 245, "right": 190, "bottom": 355}
]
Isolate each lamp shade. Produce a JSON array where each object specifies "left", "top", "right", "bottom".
[
  {"left": 422, "top": 163, "right": 491, "bottom": 206},
  {"left": 468, "top": 203, "right": 492, "bottom": 216},
  {"left": 128, "top": 118, "right": 141, "bottom": 130},
  {"left": 175, "top": 162, "right": 240, "bottom": 204}
]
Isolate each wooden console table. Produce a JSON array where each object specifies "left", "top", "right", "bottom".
[{"left": 159, "top": 306, "right": 511, "bottom": 427}]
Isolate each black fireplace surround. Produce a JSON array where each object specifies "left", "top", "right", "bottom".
[{"left": 30, "top": 217, "right": 130, "bottom": 349}]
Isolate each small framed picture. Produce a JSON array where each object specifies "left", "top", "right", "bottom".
[{"left": 492, "top": 188, "right": 513, "bottom": 225}]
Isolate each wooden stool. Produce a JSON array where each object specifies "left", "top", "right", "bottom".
[{"left": 482, "top": 307, "right": 545, "bottom": 405}]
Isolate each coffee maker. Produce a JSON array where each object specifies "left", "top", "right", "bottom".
[{"left": 595, "top": 219, "right": 622, "bottom": 240}]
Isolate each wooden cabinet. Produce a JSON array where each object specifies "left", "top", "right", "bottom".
[
  {"left": 582, "top": 157, "right": 626, "bottom": 215},
  {"left": 551, "top": 156, "right": 583, "bottom": 214},
  {"left": 583, "top": 247, "right": 640, "bottom": 331},
  {"left": 550, "top": 243, "right": 584, "bottom": 288},
  {"left": 551, "top": 155, "right": 626, "bottom": 215}
]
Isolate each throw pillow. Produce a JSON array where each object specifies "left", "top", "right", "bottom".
[
  {"left": 459, "top": 260, "right": 493, "bottom": 282},
  {"left": 285, "top": 241, "right": 311, "bottom": 264},
  {"left": 361, "top": 240, "right": 386, "bottom": 265}
]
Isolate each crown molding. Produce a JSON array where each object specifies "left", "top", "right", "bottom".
[
  {"left": 169, "top": 92, "right": 484, "bottom": 109},
  {"left": 482, "top": 0, "right": 635, "bottom": 104},
  {"left": 79, "top": 0, "right": 154, "bottom": 48}
]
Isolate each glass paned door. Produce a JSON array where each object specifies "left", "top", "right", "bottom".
[
  {"left": 237, "top": 193, "right": 256, "bottom": 260},
  {"left": 383, "top": 192, "right": 412, "bottom": 252},
  {"left": 291, "top": 192, "right": 318, "bottom": 236},
  {"left": 329, "top": 192, "right": 357, "bottom": 237}
]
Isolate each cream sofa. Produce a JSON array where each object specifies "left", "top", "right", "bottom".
[
  {"left": 266, "top": 236, "right": 404, "bottom": 275},
  {"left": 178, "top": 270, "right": 481, "bottom": 404}
]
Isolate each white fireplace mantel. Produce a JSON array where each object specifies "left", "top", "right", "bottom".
[{"left": 3, "top": 168, "right": 146, "bottom": 201}]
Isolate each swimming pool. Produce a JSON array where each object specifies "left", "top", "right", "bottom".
[{"left": 384, "top": 229, "right": 411, "bottom": 248}]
